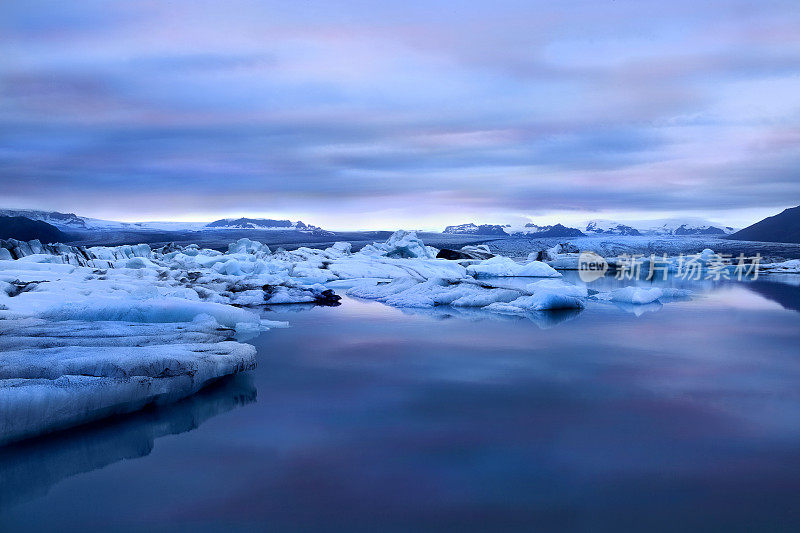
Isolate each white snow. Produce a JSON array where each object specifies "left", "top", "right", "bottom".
[{"left": 466, "top": 256, "right": 561, "bottom": 278}]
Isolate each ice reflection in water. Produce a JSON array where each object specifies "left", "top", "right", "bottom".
[
  {"left": 0, "top": 374, "right": 255, "bottom": 509},
  {"left": 1, "top": 275, "right": 800, "bottom": 531}
]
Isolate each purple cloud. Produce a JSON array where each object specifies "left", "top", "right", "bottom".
[{"left": 1, "top": 0, "right": 799, "bottom": 228}]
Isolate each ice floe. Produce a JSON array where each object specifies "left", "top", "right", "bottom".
[
  {"left": 1, "top": 230, "right": 704, "bottom": 443},
  {"left": 0, "top": 318, "right": 257, "bottom": 446},
  {"left": 466, "top": 256, "right": 561, "bottom": 278},
  {"left": 761, "top": 259, "right": 800, "bottom": 274},
  {"left": 609, "top": 286, "right": 664, "bottom": 305}
]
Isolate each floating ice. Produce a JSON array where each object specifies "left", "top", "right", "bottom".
[
  {"left": 466, "top": 256, "right": 561, "bottom": 278},
  {"left": 0, "top": 331, "right": 256, "bottom": 445},
  {"left": 358, "top": 230, "right": 436, "bottom": 259},
  {"left": 1, "top": 230, "right": 703, "bottom": 443},
  {"left": 659, "top": 288, "right": 692, "bottom": 300},
  {"left": 761, "top": 259, "right": 800, "bottom": 273},
  {"left": 39, "top": 297, "right": 260, "bottom": 329},
  {"left": 525, "top": 279, "right": 589, "bottom": 298},
  {"left": 485, "top": 292, "right": 586, "bottom": 313},
  {"left": 609, "top": 286, "right": 664, "bottom": 305},
  {"left": 228, "top": 238, "right": 271, "bottom": 255}
]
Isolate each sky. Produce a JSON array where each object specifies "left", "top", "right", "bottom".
[{"left": 1, "top": 0, "right": 799, "bottom": 230}]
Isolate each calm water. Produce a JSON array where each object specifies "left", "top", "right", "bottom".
[{"left": 2, "top": 278, "right": 800, "bottom": 532}]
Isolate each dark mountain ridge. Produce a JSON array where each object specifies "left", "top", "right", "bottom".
[
  {"left": 729, "top": 205, "right": 800, "bottom": 243},
  {"left": 0, "top": 216, "right": 70, "bottom": 243}
]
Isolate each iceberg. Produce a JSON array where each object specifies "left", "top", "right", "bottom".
[
  {"left": 347, "top": 274, "right": 585, "bottom": 313},
  {"left": 227, "top": 237, "right": 271, "bottom": 255},
  {"left": 609, "top": 286, "right": 664, "bottom": 305},
  {"left": 358, "top": 230, "right": 436, "bottom": 259},
  {"left": 0, "top": 317, "right": 257, "bottom": 446},
  {"left": 761, "top": 259, "right": 800, "bottom": 274},
  {"left": 525, "top": 279, "right": 589, "bottom": 298},
  {"left": 466, "top": 256, "right": 561, "bottom": 278},
  {"left": 486, "top": 292, "right": 586, "bottom": 313}
]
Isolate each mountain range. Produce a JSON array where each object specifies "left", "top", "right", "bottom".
[
  {"left": 443, "top": 217, "right": 737, "bottom": 237},
  {"left": 583, "top": 218, "right": 736, "bottom": 236},
  {"left": 0, "top": 210, "right": 326, "bottom": 234},
  {"left": 2, "top": 206, "right": 798, "bottom": 245}
]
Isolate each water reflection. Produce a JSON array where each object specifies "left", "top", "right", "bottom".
[
  {"left": 0, "top": 373, "right": 255, "bottom": 510},
  {"left": 743, "top": 279, "right": 800, "bottom": 313},
  {"left": 3, "top": 275, "right": 800, "bottom": 530},
  {"left": 396, "top": 305, "right": 584, "bottom": 328}
]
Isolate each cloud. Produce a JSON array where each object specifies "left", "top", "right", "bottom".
[{"left": 1, "top": 0, "right": 799, "bottom": 228}]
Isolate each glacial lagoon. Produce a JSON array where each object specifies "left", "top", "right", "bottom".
[{"left": 2, "top": 276, "right": 800, "bottom": 531}]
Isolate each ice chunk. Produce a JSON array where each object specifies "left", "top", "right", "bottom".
[
  {"left": 348, "top": 278, "right": 519, "bottom": 309},
  {"left": 467, "top": 256, "right": 561, "bottom": 278},
  {"left": 613, "top": 301, "right": 663, "bottom": 316},
  {"left": 326, "top": 242, "right": 352, "bottom": 256},
  {"left": 347, "top": 278, "right": 419, "bottom": 301},
  {"left": 358, "top": 230, "right": 436, "bottom": 259},
  {"left": 227, "top": 238, "right": 270, "bottom": 255},
  {"left": 762, "top": 259, "right": 800, "bottom": 273},
  {"left": 0, "top": 340, "right": 256, "bottom": 445},
  {"left": 120, "top": 256, "right": 159, "bottom": 269},
  {"left": 486, "top": 292, "right": 586, "bottom": 312},
  {"left": 0, "top": 374, "right": 256, "bottom": 507},
  {"left": 609, "top": 286, "right": 663, "bottom": 304},
  {"left": 381, "top": 279, "right": 455, "bottom": 308},
  {"left": 526, "top": 279, "right": 588, "bottom": 298},
  {"left": 328, "top": 257, "right": 466, "bottom": 281},
  {"left": 40, "top": 297, "right": 260, "bottom": 330},
  {"left": 659, "top": 288, "right": 692, "bottom": 300},
  {"left": 449, "top": 287, "right": 521, "bottom": 307},
  {"left": 0, "top": 259, "right": 76, "bottom": 274},
  {"left": 264, "top": 285, "right": 325, "bottom": 305}
]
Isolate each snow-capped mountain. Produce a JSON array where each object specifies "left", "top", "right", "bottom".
[
  {"left": 0, "top": 209, "right": 183, "bottom": 231},
  {"left": 443, "top": 223, "right": 509, "bottom": 236},
  {"left": 633, "top": 218, "right": 736, "bottom": 235},
  {"left": 584, "top": 220, "right": 641, "bottom": 236},
  {"left": 508, "top": 223, "right": 585, "bottom": 237},
  {"left": 443, "top": 217, "right": 736, "bottom": 238},
  {"left": 0, "top": 209, "right": 118, "bottom": 230},
  {"left": 204, "top": 218, "right": 316, "bottom": 231},
  {"left": 0, "top": 209, "right": 327, "bottom": 234},
  {"left": 583, "top": 218, "right": 736, "bottom": 236},
  {"left": 443, "top": 222, "right": 584, "bottom": 237}
]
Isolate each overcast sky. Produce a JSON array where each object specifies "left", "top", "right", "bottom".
[{"left": 2, "top": 0, "right": 799, "bottom": 229}]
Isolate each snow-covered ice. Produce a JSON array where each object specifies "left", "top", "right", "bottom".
[
  {"left": 485, "top": 292, "right": 586, "bottom": 313},
  {"left": 608, "top": 286, "right": 664, "bottom": 305},
  {"left": 762, "top": 259, "right": 800, "bottom": 274},
  {"left": 0, "top": 317, "right": 258, "bottom": 445},
  {"left": 466, "top": 256, "right": 561, "bottom": 278}
]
